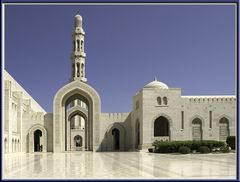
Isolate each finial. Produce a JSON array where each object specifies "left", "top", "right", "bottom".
[
  {"left": 154, "top": 76, "right": 158, "bottom": 81},
  {"left": 77, "top": 10, "right": 80, "bottom": 15}
]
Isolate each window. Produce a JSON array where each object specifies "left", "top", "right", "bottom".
[
  {"left": 157, "top": 97, "right": 161, "bottom": 105},
  {"left": 209, "top": 111, "right": 212, "bottom": 129},
  {"left": 80, "top": 40, "right": 83, "bottom": 50},
  {"left": 77, "top": 63, "right": 80, "bottom": 77},
  {"left": 181, "top": 111, "right": 184, "bottom": 129},
  {"left": 163, "top": 97, "right": 168, "bottom": 105},
  {"left": 77, "top": 40, "right": 80, "bottom": 51},
  {"left": 81, "top": 63, "right": 84, "bottom": 77}
]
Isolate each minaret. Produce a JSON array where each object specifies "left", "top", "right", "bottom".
[{"left": 70, "top": 13, "right": 87, "bottom": 82}]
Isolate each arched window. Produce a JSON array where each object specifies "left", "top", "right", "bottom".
[
  {"left": 77, "top": 63, "right": 80, "bottom": 77},
  {"left": 157, "top": 97, "right": 161, "bottom": 105},
  {"left": 219, "top": 117, "right": 229, "bottom": 141},
  {"left": 77, "top": 40, "right": 80, "bottom": 51},
  {"left": 154, "top": 116, "right": 169, "bottom": 136},
  {"left": 163, "top": 97, "right": 168, "bottom": 105},
  {"left": 81, "top": 63, "right": 84, "bottom": 77},
  {"left": 80, "top": 40, "right": 83, "bottom": 50},
  {"left": 192, "top": 118, "right": 202, "bottom": 140}
]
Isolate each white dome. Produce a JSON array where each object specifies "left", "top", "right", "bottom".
[
  {"left": 75, "top": 14, "right": 82, "bottom": 20},
  {"left": 144, "top": 78, "right": 168, "bottom": 89}
]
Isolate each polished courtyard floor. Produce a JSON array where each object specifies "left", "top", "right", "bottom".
[{"left": 3, "top": 152, "right": 236, "bottom": 179}]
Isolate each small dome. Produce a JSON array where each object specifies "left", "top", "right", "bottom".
[
  {"left": 144, "top": 77, "right": 168, "bottom": 89},
  {"left": 75, "top": 14, "right": 82, "bottom": 20}
]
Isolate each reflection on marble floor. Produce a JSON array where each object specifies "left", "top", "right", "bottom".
[{"left": 3, "top": 152, "right": 236, "bottom": 179}]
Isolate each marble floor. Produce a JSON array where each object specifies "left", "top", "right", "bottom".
[{"left": 3, "top": 152, "right": 237, "bottom": 179}]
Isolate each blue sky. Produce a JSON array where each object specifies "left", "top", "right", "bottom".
[{"left": 5, "top": 4, "right": 236, "bottom": 113}]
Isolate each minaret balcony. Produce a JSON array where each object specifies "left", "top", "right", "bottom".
[{"left": 73, "top": 52, "right": 86, "bottom": 58}]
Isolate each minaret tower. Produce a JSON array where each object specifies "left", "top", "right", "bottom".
[{"left": 70, "top": 13, "right": 87, "bottom": 82}]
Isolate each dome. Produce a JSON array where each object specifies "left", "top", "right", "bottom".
[
  {"left": 75, "top": 14, "right": 82, "bottom": 27},
  {"left": 75, "top": 14, "right": 82, "bottom": 20},
  {"left": 144, "top": 77, "right": 168, "bottom": 89}
]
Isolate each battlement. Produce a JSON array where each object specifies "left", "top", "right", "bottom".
[{"left": 182, "top": 95, "right": 236, "bottom": 103}]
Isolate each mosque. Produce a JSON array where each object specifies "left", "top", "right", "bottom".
[{"left": 3, "top": 14, "right": 236, "bottom": 153}]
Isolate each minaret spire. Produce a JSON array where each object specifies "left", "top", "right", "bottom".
[{"left": 70, "top": 13, "right": 87, "bottom": 82}]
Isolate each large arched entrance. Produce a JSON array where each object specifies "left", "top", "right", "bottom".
[
  {"left": 53, "top": 81, "right": 101, "bottom": 152},
  {"left": 105, "top": 123, "right": 125, "bottom": 151},
  {"left": 219, "top": 117, "right": 230, "bottom": 141},
  {"left": 192, "top": 118, "right": 202, "bottom": 140},
  {"left": 154, "top": 116, "right": 170, "bottom": 140}
]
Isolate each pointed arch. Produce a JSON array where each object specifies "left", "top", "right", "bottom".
[{"left": 28, "top": 124, "right": 47, "bottom": 153}]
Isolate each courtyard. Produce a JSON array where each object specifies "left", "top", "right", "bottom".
[{"left": 3, "top": 152, "right": 236, "bottom": 179}]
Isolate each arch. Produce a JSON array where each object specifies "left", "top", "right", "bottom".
[
  {"left": 152, "top": 113, "right": 173, "bottom": 141},
  {"left": 216, "top": 114, "right": 232, "bottom": 127},
  {"left": 192, "top": 118, "right": 203, "bottom": 140},
  {"left": 106, "top": 123, "right": 125, "bottom": 151},
  {"left": 74, "top": 135, "right": 83, "bottom": 147},
  {"left": 28, "top": 124, "right": 47, "bottom": 153},
  {"left": 67, "top": 105, "right": 88, "bottom": 121},
  {"left": 154, "top": 116, "right": 169, "bottom": 137},
  {"left": 53, "top": 81, "right": 101, "bottom": 152},
  {"left": 219, "top": 117, "right": 230, "bottom": 141},
  {"left": 189, "top": 115, "right": 205, "bottom": 127}
]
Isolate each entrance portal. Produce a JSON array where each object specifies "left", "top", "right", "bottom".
[{"left": 34, "top": 129, "right": 42, "bottom": 152}]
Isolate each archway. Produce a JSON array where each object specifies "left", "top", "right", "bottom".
[
  {"left": 112, "top": 128, "right": 120, "bottom": 150},
  {"left": 192, "top": 118, "right": 202, "bottom": 140},
  {"left": 66, "top": 98, "right": 88, "bottom": 151},
  {"left": 53, "top": 81, "right": 101, "bottom": 152},
  {"left": 154, "top": 116, "right": 169, "bottom": 137},
  {"left": 34, "top": 130, "right": 42, "bottom": 152},
  {"left": 74, "top": 135, "right": 83, "bottom": 147},
  {"left": 28, "top": 124, "right": 47, "bottom": 153},
  {"left": 219, "top": 117, "right": 229, "bottom": 141}
]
